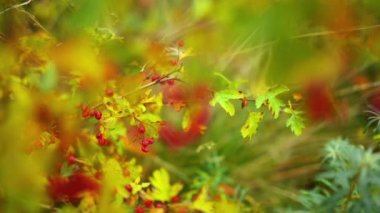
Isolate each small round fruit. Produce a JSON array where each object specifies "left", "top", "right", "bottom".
[
  {"left": 177, "top": 40, "right": 184, "bottom": 48},
  {"left": 98, "top": 138, "right": 107, "bottom": 146},
  {"left": 141, "top": 139, "right": 150, "bottom": 147},
  {"left": 154, "top": 203, "right": 164, "bottom": 208},
  {"left": 96, "top": 132, "right": 103, "bottom": 139},
  {"left": 141, "top": 146, "right": 149, "bottom": 153},
  {"left": 146, "top": 138, "right": 154, "bottom": 145},
  {"left": 171, "top": 195, "right": 181, "bottom": 203},
  {"left": 151, "top": 74, "right": 161, "bottom": 82},
  {"left": 105, "top": 88, "right": 114, "bottom": 97},
  {"left": 167, "top": 79, "right": 175, "bottom": 86},
  {"left": 137, "top": 125, "right": 145, "bottom": 134},
  {"left": 144, "top": 200, "right": 153, "bottom": 208},
  {"left": 135, "top": 206, "right": 144, "bottom": 213},
  {"left": 67, "top": 154, "right": 76, "bottom": 165},
  {"left": 94, "top": 111, "right": 102, "bottom": 120},
  {"left": 125, "top": 184, "right": 133, "bottom": 192}
]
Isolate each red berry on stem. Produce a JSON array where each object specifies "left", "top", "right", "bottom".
[
  {"left": 145, "top": 200, "right": 153, "bottom": 208},
  {"left": 170, "top": 59, "right": 178, "bottom": 66},
  {"left": 81, "top": 104, "right": 89, "bottom": 111},
  {"left": 151, "top": 74, "right": 161, "bottom": 82},
  {"left": 177, "top": 40, "right": 184, "bottom": 48},
  {"left": 105, "top": 88, "right": 114, "bottom": 96},
  {"left": 137, "top": 125, "right": 145, "bottom": 134},
  {"left": 125, "top": 184, "right": 133, "bottom": 192},
  {"left": 141, "top": 139, "right": 150, "bottom": 147},
  {"left": 94, "top": 111, "right": 102, "bottom": 120},
  {"left": 154, "top": 203, "right": 164, "bottom": 208},
  {"left": 67, "top": 154, "right": 76, "bottom": 165},
  {"left": 167, "top": 79, "right": 175, "bottom": 86},
  {"left": 98, "top": 138, "right": 107, "bottom": 146},
  {"left": 171, "top": 195, "right": 181, "bottom": 203},
  {"left": 135, "top": 206, "right": 144, "bottom": 213},
  {"left": 146, "top": 138, "right": 154, "bottom": 145},
  {"left": 96, "top": 132, "right": 103, "bottom": 139},
  {"left": 141, "top": 146, "right": 149, "bottom": 153}
]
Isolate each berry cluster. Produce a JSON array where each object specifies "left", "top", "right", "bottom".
[
  {"left": 81, "top": 104, "right": 102, "bottom": 120},
  {"left": 96, "top": 132, "right": 108, "bottom": 146},
  {"left": 137, "top": 125, "right": 154, "bottom": 153},
  {"left": 134, "top": 196, "right": 181, "bottom": 213}
]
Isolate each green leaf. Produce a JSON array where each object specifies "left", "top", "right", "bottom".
[
  {"left": 256, "top": 85, "right": 289, "bottom": 118},
  {"left": 210, "top": 89, "right": 243, "bottom": 116},
  {"left": 147, "top": 168, "right": 183, "bottom": 202},
  {"left": 103, "top": 159, "right": 125, "bottom": 187},
  {"left": 241, "top": 112, "right": 264, "bottom": 139},
  {"left": 60, "top": 162, "right": 77, "bottom": 177},
  {"left": 192, "top": 187, "right": 214, "bottom": 213},
  {"left": 106, "top": 121, "right": 126, "bottom": 141},
  {"left": 137, "top": 113, "right": 161, "bottom": 123},
  {"left": 284, "top": 108, "right": 305, "bottom": 136},
  {"left": 39, "top": 62, "right": 57, "bottom": 91}
]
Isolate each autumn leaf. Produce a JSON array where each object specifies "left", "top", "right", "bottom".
[
  {"left": 241, "top": 112, "right": 264, "bottom": 139},
  {"left": 256, "top": 85, "right": 289, "bottom": 118},
  {"left": 145, "top": 168, "right": 183, "bottom": 202},
  {"left": 192, "top": 187, "right": 214, "bottom": 213}
]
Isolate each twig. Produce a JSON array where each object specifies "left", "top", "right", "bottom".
[
  {"left": 336, "top": 81, "right": 380, "bottom": 97},
  {"left": 17, "top": 8, "right": 50, "bottom": 35},
  {"left": 0, "top": 0, "right": 32, "bottom": 15},
  {"left": 236, "top": 24, "right": 380, "bottom": 55},
  {"left": 93, "top": 67, "right": 182, "bottom": 109},
  {"left": 340, "top": 171, "right": 360, "bottom": 213}
]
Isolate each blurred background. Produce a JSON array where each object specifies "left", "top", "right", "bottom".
[{"left": 2, "top": 0, "right": 380, "bottom": 212}]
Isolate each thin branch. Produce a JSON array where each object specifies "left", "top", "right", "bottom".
[
  {"left": 17, "top": 8, "right": 50, "bottom": 35},
  {"left": 236, "top": 24, "right": 380, "bottom": 55},
  {"left": 336, "top": 81, "right": 380, "bottom": 97},
  {"left": 0, "top": 0, "right": 32, "bottom": 15},
  {"left": 93, "top": 67, "right": 182, "bottom": 109}
]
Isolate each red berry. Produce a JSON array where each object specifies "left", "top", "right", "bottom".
[
  {"left": 144, "top": 200, "right": 153, "bottom": 208},
  {"left": 171, "top": 195, "right": 181, "bottom": 203},
  {"left": 154, "top": 203, "right": 164, "bottom": 208},
  {"left": 82, "top": 110, "right": 90, "bottom": 118},
  {"left": 96, "top": 132, "right": 103, "bottom": 139},
  {"left": 81, "top": 104, "right": 89, "bottom": 111},
  {"left": 170, "top": 59, "right": 178, "bottom": 66},
  {"left": 141, "top": 146, "right": 149, "bottom": 153},
  {"left": 67, "top": 154, "right": 76, "bottom": 165},
  {"left": 141, "top": 139, "right": 150, "bottom": 147},
  {"left": 125, "top": 184, "right": 133, "bottom": 192},
  {"left": 98, "top": 138, "right": 107, "bottom": 146},
  {"left": 94, "top": 111, "right": 102, "bottom": 120},
  {"left": 151, "top": 74, "right": 161, "bottom": 82},
  {"left": 177, "top": 40, "right": 184, "bottom": 48},
  {"left": 137, "top": 125, "right": 145, "bottom": 134},
  {"left": 167, "top": 79, "right": 175, "bottom": 86},
  {"left": 135, "top": 206, "right": 144, "bottom": 213},
  {"left": 146, "top": 138, "right": 154, "bottom": 145},
  {"left": 105, "top": 88, "right": 114, "bottom": 96}
]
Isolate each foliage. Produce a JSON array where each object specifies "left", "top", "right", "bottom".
[
  {"left": 1, "top": 0, "right": 380, "bottom": 212},
  {"left": 294, "top": 138, "right": 380, "bottom": 212}
]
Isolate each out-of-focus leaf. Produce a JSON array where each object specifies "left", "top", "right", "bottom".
[
  {"left": 146, "top": 168, "right": 183, "bottom": 202},
  {"left": 192, "top": 187, "right": 214, "bottom": 213}
]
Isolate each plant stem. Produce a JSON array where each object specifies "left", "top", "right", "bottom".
[{"left": 340, "top": 170, "right": 361, "bottom": 212}]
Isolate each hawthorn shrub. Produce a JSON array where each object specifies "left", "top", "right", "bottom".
[{"left": 1, "top": 1, "right": 380, "bottom": 213}]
